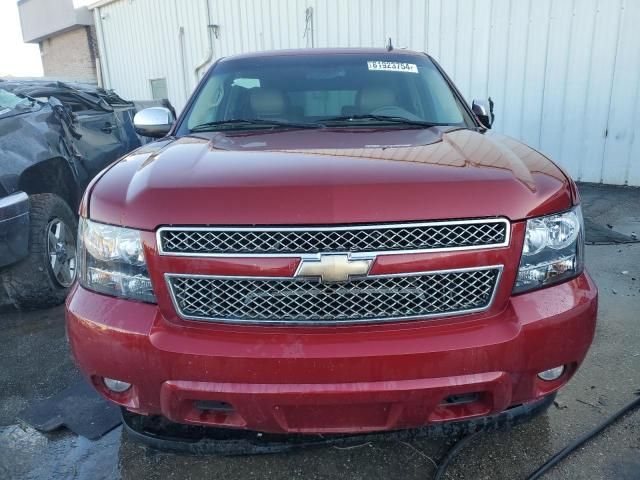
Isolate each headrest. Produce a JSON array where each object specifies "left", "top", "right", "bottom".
[
  {"left": 249, "top": 88, "right": 285, "bottom": 116},
  {"left": 358, "top": 86, "right": 397, "bottom": 112}
]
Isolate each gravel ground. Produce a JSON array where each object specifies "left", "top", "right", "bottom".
[{"left": 0, "top": 184, "right": 638, "bottom": 480}]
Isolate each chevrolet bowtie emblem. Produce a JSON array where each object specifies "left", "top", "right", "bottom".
[{"left": 295, "top": 254, "right": 374, "bottom": 283}]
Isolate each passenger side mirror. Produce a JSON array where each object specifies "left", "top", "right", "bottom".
[
  {"left": 472, "top": 98, "right": 494, "bottom": 129},
  {"left": 133, "top": 107, "right": 175, "bottom": 138}
]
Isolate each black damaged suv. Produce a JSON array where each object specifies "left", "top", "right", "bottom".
[{"left": 0, "top": 81, "right": 172, "bottom": 309}]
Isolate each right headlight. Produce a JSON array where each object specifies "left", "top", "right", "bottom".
[
  {"left": 513, "top": 206, "right": 584, "bottom": 293},
  {"left": 77, "top": 218, "right": 156, "bottom": 303}
]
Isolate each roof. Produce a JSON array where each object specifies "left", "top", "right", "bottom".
[
  {"left": 0, "top": 79, "right": 132, "bottom": 108},
  {"left": 219, "top": 48, "right": 428, "bottom": 62}
]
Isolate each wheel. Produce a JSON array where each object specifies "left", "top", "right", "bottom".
[{"left": 1, "top": 194, "right": 78, "bottom": 309}]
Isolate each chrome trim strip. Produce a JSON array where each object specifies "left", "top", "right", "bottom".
[
  {"left": 156, "top": 218, "right": 511, "bottom": 258},
  {"left": 0, "top": 191, "right": 29, "bottom": 220},
  {"left": 0, "top": 191, "right": 28, "bottom": 209},
  {"left": 165, "top": 265, "right": 504, "bottom": 326}
]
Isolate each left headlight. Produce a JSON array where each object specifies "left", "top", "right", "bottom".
[
  {"left": 513, "top": 206, "right": 584, "bottom": 293},
  {"left": 77, "top": 218, "right": 156, "bottom": 303}
]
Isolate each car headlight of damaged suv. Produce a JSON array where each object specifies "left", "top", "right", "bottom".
[
  {"left": 514, "top": 206, "right": 584, "bottom": 293},
  {"left": 77, "top": 218, "right": 156, "bottom": 303}
]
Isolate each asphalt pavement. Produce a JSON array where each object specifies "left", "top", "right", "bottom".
[{"left": 0, "top": 183, "right": 638, "bottom": 479}]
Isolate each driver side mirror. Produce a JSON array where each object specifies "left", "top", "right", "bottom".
[
  {"left": 133, "top": 107, "right": 175, "bottom": 138},
  {"left": 472, "top": 98, "right": 494, "bottom": 129}
]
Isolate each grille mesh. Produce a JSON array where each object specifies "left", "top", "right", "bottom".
[
  {"left": 160, "top": 221, "right": 507, "bottom": 255},
  {"left": 168, "top": 268, "right": 500, "bottom": 324}
]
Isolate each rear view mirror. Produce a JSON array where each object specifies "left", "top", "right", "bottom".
[
  {"left": 133, "top": 107, "right": 175, "bottom": 138},
  {"left": 472, "top": 98, "right": 494, "bottom": 129}
]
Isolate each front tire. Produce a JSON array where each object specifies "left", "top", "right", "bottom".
[{"left": 1, "top": 194, "right": 78, "bottom": 309}]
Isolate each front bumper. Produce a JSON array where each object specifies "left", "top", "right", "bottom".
[
  {"left": 66, "top": 272, "right": 597, "bottom": 435},
  {"left": 0, "top": 192, "right": 29, "bottom": 267},
  {"left": 121, "top": 392, "right": 556, "bottom": 455}
]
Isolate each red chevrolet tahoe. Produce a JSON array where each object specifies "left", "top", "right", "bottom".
[{"left": 66, "top": 49, "right": 597, "bottom": 444}]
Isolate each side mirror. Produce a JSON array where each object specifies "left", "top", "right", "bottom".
[
  {"left": 472, "top": 98, "right": 494, "bottom": 129},
  {"left": 133, "top": 107, "right": 175, "bottom": 138}
]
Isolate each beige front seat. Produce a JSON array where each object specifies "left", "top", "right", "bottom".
[{"left": 357, "top": 86, "right": 397, "bottom": 113}]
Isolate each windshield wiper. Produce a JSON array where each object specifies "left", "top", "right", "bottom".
[
  {"left": 315, "top": 114, "right": 448, "bottom": 128},
  {"left": 190, "top": 118, "right": 323, "bottom": 132}
]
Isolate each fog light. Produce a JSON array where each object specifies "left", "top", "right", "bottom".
[
  {"left": 103, "top": 377, "right": 131, "bottom": 393},
  {"left": 537, "top": 366, "right": 565, "bottom": 381}
]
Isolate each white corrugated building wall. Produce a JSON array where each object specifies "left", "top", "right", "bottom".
[{"left": 90, "top": 0, "right": 640, "bottom": 186}]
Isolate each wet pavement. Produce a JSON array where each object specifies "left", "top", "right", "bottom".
[{"left": 1, "top": 184, "right": 639, "bottom": 479}]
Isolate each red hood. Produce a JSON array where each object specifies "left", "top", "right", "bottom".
[{"left": 88, "top": 127, "right": 572, "bottom": 230}]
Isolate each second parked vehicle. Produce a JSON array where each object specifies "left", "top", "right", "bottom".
[
  {"left": 66, "top": 49, "right": 597, "bottom": 445},
  {"left": 0, "top": 81, "right": 173, "bottom": 309}
]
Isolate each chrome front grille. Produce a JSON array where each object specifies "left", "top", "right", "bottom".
[
  {"left": 158, "top": 219, "right": 509, "bottom": 256},
  {"left": 167, "top": 267, "right": 501, "bottom": 325}
]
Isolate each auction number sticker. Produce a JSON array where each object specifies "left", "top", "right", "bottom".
[{"left": 367, "top": 61, "right": 418, "bottom": 73}]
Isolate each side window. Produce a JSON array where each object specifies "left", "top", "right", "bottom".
[
  {"left": 150, "top": 78, "right": 169, "bottom": 100},
  {"left": 48, "top": 93, "right": 91, "bottom": 112}
]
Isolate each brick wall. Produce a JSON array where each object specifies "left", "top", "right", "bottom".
[{"left": 39, "top": 26, "right": 97, "bottom": 82}]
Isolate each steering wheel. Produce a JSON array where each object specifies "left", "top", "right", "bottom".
[{"left": 370, "top": 105, "right": 421, "bottom": 120}]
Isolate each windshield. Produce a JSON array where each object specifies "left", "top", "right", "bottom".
[
  {"left": 0, "top": 88, "right": 36, "bottom": 116},
  {"left": 179, "top": 53, "right": 473, "bottom": 134}
]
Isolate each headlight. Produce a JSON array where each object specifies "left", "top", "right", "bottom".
[
  {"left": 77, "top": 218, "right": 156, "bottom": 303},
  {"left": 513, "top": 206, "right": 584, "bottom": 293}
]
